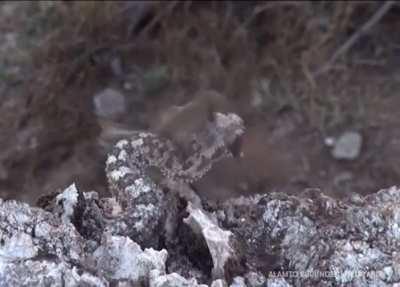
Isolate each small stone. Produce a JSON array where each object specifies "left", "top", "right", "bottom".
[
  {"left": 331, "top": 131, "right": 362, "bottom": 160},
  {"left": 244, "top": 272, "right": 266, "bottom": 287},
  {"left": 211, "top": 279, "right": 228, "bottom": 287},
  {"left": 230, "top": 276, "right": 246, "bottom": 287},
  {"left": 183, "top": 203, "right": 236, "bottom": 280},
  {"left": 93, "top": 234, "right": 168, "bottom": 283},
  {"left": 94, "top": 88, "right": 126, "bottom": 119},
  {"left": 267, "top": 278, "right": 292, "bottom": 287},
  {"left": 56, "top": 183, "right": 79, "bottom": 224},
  {"left": 150, "top": 270, "right": 207, "bottom": 287}
]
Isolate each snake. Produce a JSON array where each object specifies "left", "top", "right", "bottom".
[{"left": 103, "top": 112, "right": 244, "bottom": 246}]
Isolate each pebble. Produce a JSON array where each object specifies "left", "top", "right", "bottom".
[
  {"left": 94, "top": 88, "right": 126, "bottom": 119},
  {"left": 230, "top": 277, "right": 246, "bottom": 287},
  {"left": 331, "top": 131, "right": 362, "bottom": 160}
]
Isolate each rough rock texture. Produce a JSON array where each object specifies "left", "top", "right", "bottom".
[
  {"left": 183, "top": 202, "right": 239, "bottom": 280},
  {"left": 216, "top": 187, "right": 400, "bottom": 286},
  {"left": 3, "top": 184, "right": 400, "bottom": 286},
  {"left": 149, "top": 270, "right": 208, "bottom": 287},
  {"left": 1, "top": 111, "right": 400, "bottom": 286}
]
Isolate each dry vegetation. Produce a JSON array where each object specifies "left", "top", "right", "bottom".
[{"left": 1, "top": 1, "right": 400, "bottom": 203}]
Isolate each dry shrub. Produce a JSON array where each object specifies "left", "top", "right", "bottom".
[
  {"left": 7, "top": 1, "right": 391, "bottom": 200},
  {"left": 30, "top": 1, "right": 385, "bottom": 123},
  {"left": 24, "top": 0, "right": 387, "bottom": 160}
]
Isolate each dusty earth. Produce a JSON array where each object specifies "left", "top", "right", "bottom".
[{"left": 1, "top": 1, "right": 400, "bottom": 204}]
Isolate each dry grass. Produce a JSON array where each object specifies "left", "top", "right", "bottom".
[
  {"left": 19, "top": 1, "right": 395, "bottom": 152},
  {"left": 2, "top": 0, "right": 395, "bottom": 201},
  {"left": 30, "top": 1, "right": 390, "bottom": 121}
]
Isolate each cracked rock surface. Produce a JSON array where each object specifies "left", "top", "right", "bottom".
[{"left": 1, "top": 182, "right": 400, "bottom": 286}]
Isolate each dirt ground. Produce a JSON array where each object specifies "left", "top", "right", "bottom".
[{"left": 1, "top": 1, "right": 400, "bottom": 204}]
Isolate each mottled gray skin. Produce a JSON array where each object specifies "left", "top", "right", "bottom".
[
  {"left": 104, "top": 112, "right": 244, "bottom": 247},
  {"left": 107, "top": 112, "right": 244, "bottom": 184}
]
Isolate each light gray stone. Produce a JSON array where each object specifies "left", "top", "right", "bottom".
[
  {"left": 183, "top": 202, "right": 235, "bottom": 280},
  {"left": 149, "top": 270, "right": 208, "bottom": 287},
  {"left": 211, "top": 279, "right": 228, "bottom": 287},
  {"left": 244, "top": 272, "right": 267, "bottom": 287},
  {"left": 94, "top": 88, "right": 126, "bottom": 119},
  {"left": 230, "top": 276, "right": 246, "bottom": 287},
  {"left": 332, "top": 131, "right": 362, "bottom": 160},
  {"left": 93, "top": 234, "right": 168, "bottom": 283}
]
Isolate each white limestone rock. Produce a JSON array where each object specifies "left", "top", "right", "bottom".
[{"left": 183, "top": 202, "right": 236, "bottom": 280}]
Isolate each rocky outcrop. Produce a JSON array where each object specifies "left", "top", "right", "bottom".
[{"left": 1, "top": 181, "right": 400, "bottom": 286}]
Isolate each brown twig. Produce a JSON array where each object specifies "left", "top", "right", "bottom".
[
  {"left": 313, "top": 1, "right": 395, "bottom": 78},
  {"left": 137, "top": 1, "right": 179, "bottom": 38}
]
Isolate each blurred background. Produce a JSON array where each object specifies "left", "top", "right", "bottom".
[{"left": 1, "top": 1, "right": 400, "bottom": 204}]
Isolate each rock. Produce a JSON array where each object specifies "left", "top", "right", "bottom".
[
  {"left": 3, "top": 153, "right": 400, "bottom": 286},
  {"left": 0, "top": 261, "right": 108, "bottom": 287},
  {"left": 55, "top": 183, "right": 79, "bottom": 224},
  {"left": 93, "top": 88, "right": 126, "bottom": 119},
  {"left": 230, "top": 276, "right": 246, "bottom": 287},
  {"left": 211, "top": 279, "right": 228, "bottom": 287},
  {"left": 331, "top": 131, "right": 362, "bottom": 160},
  {"left": 218, "top": 186, "right": 400, "bottom": 286},
  {"left": 183, "top": 202, "right": 238, "bottom": 280},
  {"left": 0, "top": 197, "right": 93, "bottom": 286},
  {"left": 244, "top": 272, "right": 266, "bottom": 287},
  {"left": 93, "top": 234, "right": 168, "bottom": 283},
  {"left": 150, "top": 270, "right": 208, "bottom": 287},
  {"left": 266, "top": 277, "right": 292, "bottom": 287}
]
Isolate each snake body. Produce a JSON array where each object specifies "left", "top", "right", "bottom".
[{"left": 104, "top": 112, "right": 244, "bottom": 246}]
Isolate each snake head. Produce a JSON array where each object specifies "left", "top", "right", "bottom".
[{"left": 212, "top": 112, "right": 245, "bottom": 158}]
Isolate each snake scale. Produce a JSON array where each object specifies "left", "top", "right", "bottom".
[{"left": 104, "top": 111, "right": 244, "bottom": 246}]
